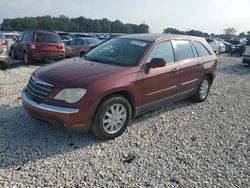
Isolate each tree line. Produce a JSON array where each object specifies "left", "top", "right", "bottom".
[
  {"left": 163, "top": 27, "right": 250, "bottom": 38},
  {"left": 0, "top": 15, "right": 150, "bottom": 34}
]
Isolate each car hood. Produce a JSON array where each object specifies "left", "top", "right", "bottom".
[{"left": 33, "top": 58, "right": 129, "bottom": 88}]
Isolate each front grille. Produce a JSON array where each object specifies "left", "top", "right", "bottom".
[{"left": 27, "top": 76, "right": 54, "bottom": 103}]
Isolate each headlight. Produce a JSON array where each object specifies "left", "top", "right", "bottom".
[{"left": 54, "top": 88, "right": 87, "bottom": 103}]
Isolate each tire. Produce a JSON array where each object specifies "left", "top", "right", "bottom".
[
  {"left": 91, "top": 95, "right": 132, "bottom": 140},
  {"left": 11, "top": 48, "right": 16, "bottom": 59},
  {"left": 23, "top": 51, "right": 32, "bottom": 65},
  {"left": 191, "top": 76, "right": 211, "bottom": 102},
  {"left": 242, "top": 58, "right": 249, "bottom": 65}
]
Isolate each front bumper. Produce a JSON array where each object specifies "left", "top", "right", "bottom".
[{"left": 21, "top": 91, "right": 91, "bottom": 132}]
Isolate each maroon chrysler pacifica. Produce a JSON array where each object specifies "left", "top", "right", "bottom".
[{"left": 22, "top": 34, "right": 217, "bottom": 140}]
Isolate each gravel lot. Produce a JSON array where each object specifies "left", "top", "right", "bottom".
[{"left": 0, "top": 55, "right": 249, "bottom": 187}]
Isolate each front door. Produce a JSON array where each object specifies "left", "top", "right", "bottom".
[{"left": 142, "top": 41, "right": 179, "bottom": 106}]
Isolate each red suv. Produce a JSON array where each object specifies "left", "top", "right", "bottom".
[
  {"left": 22, "top": 34, "right": 217, "bottom": 140},
  {"left": 11, "top": 31, "right": 65, "bottom": 64}
]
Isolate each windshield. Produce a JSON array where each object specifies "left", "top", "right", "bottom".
[{"left": 85, "top": 38, "right": 150, "bottom": 66}]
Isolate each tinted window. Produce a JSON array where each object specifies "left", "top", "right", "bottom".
[
  {"left": 85, "top": 38, "right": 150, "bottom": 66},
  {"left": 147, "top": 41, "right": 174, "bottom": 63},
  {"left": 36, "top": 33, "right": 62, "bottom": 43},
  {"left": 70, "top": 39, "right": 77, "bottom": 45},
  {"left": 246, "top": 40, "right": 250, "bottom": 45},
  {"left": 194, "top": 41, "right": 211, "bottom": 57},
  {"left": 173, "top": 40, "right": 194, "bottom": 61},
  {"left": 21, "top": 33, "right": 29, "bottom": 42},
  {"left": 76, "top": 39, "right": 85, "bottom": 45}
]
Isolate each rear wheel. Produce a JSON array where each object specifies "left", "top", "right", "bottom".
[
  {"left": 242, "top": 58, "right": 250, "bottom": 65},
  {"left": 11, "top": 48, "right": 16, "bottom": 59},
  {"left": 91, "top": 95, "right": 132, "bottom": 140},
  {"left": 191, "top": 76, "right": 211, "bottom": 102},
  {"left": 23, "top": 52, "right": 32, "bottom": 65}
]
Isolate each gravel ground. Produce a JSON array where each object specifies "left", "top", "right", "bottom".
[{"left": 0, "top": 55, "right": 249, "bottom": 187}]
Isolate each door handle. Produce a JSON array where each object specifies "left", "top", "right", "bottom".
[
  {"left": 170, "top": 68, "right": 178, "bottom": 72},
  {"left": 197, "top": 62, "right": 203, "bottom": 65}
]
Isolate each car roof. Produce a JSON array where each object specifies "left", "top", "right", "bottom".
[{"left": 117, "top": 33, "right": 204, "bottom": 42}]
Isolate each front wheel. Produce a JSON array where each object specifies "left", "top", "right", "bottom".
[
  {"left": 91, "top": 95, "right": 132, "bottom": 140},
  {"left": 191, "top": 76, "right": 211, "bottom": 102}
]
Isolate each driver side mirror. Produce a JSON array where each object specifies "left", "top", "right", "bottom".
[{"left": 145, "top": 58, "right": 166, "bottom": 73}]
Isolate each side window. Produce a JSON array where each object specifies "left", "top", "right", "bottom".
[
  {"left": 70, "top": 39, "right": 77, "bottom": 45},
  {"left": 147, "top": 41, "right": 174, "bottom": 64},
  {"left": 21, "top": 33, "right": 28, "bottom": 42},
  {"left": 190, "top": 42, "right": 198, "bottom": 58},
  {"left": 76, "top": 39, "right": 85, "bottom": 45},
  {"left": 194, "top": 41, "right": 211, "bottom": 57},
  {"left": 173, "top": 40, "right": 194, "bottom": 61}
]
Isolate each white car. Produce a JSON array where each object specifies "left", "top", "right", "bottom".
[
  {"left": 206, "top": 38, "right": 220, "bottom": 53},
  {"left": 242, "top": 40, "right": 250, "bottom": 65},
  {"left": 2, "top": 32, "right": 20, "bottom": 52}
]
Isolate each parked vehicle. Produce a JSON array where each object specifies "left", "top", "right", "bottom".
[
  {"left": 21, "top": 34, "right": 217, "bottom": 140},
  {"left": 71, "top": 33, "right": 92, "bottom": 39},
  {"left": 242, "top": 39, "right": 250, "bottom": 65},
  {"left": 222, "top": 41, "right": 232, "bottom": 53},
  {"left": 0, "top": 33, "right": 9, "bottom": 69},
  {"left": 10, "top": 31, "right": 65, "bottom": 64},
  {"left": 230, "top": 40, "right": 246, "bottom": 56},
  {"left": 206, "top": 38, "right": 220, "bottom": 53},
  {"left": 65, "top": 37, "right": 102, "bottom": 57},
  {"left": 2, "top": 32, "right": 20, "bottom": 52},
  {"left": 56, "top": 32, "right": 72, "bottom": 45}
]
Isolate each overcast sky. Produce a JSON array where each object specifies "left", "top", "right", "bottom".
[{"left": 0, "top": 0, "right": 249, "bottom": 34}]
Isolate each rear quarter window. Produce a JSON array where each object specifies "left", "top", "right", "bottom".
[
  {"left": 194, "top": 41, "right": 211, "bottom": 57},
  {"left": 36, "top": 33, "right": 62, "bottom": 43},
  {"left": 173, "top": 40, "right": 194, "bottom": 61}
]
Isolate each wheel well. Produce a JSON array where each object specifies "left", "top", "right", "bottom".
[
  {"left": 97, "top": 91, "right": 136, "bottom": 117},
  {"left": 204, "top": 73, "right": 214, "bottom": 84}
]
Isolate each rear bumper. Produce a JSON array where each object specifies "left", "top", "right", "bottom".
[
  {"left": 31, "top": 52, "right": 65, "bottom": 61},
  {"left": 21, "top": 91, "right": 91, "bottom": 132},
  {"left": 242, "top": 55, "right": 250, "bottom": 60},
  {"left": 0, "top": 49, "right": 9, "bottom": 64}
]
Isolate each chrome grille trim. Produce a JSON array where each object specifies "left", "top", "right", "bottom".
[{"left": 27, "top": 76, "right": 54, "bottom": 103}]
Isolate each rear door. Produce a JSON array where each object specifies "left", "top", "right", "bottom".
[
  {"left": 35, "top": 32, "right": 64, "bottom": 54},
  {"left": 172, "top": 40, "right": 202, "bottom": 94},
  {"left": 142, "top": 41, "right": 179, "bottom": 105}
]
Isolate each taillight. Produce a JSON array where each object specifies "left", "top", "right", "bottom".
[
  {"left": 57, "top": 43, "right": 64, "bottom": 49},
  {"left": 31, "top": 43, "right": 36, "bottom": 49},
  {"left": 1, "top": 40, "right": 8, "bottom": 45}
]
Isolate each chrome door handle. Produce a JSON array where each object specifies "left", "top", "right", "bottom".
[{"left": 170, "top": 68, "right": 178, "bottom": 72}]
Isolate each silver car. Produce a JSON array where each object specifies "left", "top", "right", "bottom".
[
  {"left": 2, "top": 32, "right": 20, "bottom": 52},
  {"left": 242, "top": 39, "right": 250, "bottom": 65},
  {"left": 0, "top": 33, "right": 10, "bottom": 69}
]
